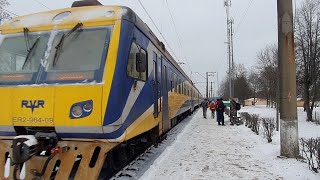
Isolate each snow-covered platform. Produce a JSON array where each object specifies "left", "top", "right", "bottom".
[{"left": 139, "top": 106, "right": 320, "bottom": 180}]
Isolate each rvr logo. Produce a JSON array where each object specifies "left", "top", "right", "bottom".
[{"left": 22, "top": 100, "right": 45, "bottom": 113}]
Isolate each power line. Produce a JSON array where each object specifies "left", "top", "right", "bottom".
[
  {"left": 234, "top": 0, "right": 254, "bottom": 36},
  {"left": 165, "top": 0, "right": 193, "bottom": 75},
  {"left": 137, "top": 0, "right": 181, "bottom": 64},
  {"left": 1, "top": 8, "right": 19, "bottom": 17},
  {"left": 32, "top": 0, "right": 51, "bottom": 10}
]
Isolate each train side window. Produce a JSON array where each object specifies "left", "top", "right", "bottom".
[
  {"left": 173, "top": 74, "right": 177, "bottom": 93},
  {"left": 170, "top": 69, "right": 173, "bottom": 92},
  {"left": 127, "top": 42, "right": 147, "bottom": 81},
  {"left": 182, "top": 82, "right": 185, "bottom": 95},
  {"left": 179, "top": 79, "right": 181, "bottom": 94}
]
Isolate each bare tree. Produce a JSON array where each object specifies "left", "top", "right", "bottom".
[
  {"left": 248, "top": 70, "right": 260, "bottom": 104},
  {"left": 220, "top": 63, "right": 251, "bottom": 102},
  {"left": 256, "top": 44, "right": 278, "bottom": 108},
  {"left": 295, "top": 0, "right": 320, "bottom": 121},
  {"left": 0, "top": 0, "right": 11, "bottom": 23}
]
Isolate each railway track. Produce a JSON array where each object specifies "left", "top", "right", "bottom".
[{"left": 109, "top": 110, "right": 197, "bottom": 180}]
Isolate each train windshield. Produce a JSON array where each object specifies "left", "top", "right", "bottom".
[
  {"left": 0, "top": 32, "right": 50, "bottom": 83},
  {"left": 45, "top": 26, "right": 112, "bottom": 82},
  {"left": 0, "top": 26, "right": 112, "bottom": 85}
]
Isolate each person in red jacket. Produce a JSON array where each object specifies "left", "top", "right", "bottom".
[{"left": 209, "top": 100, "right": 216, "bottom": 119}]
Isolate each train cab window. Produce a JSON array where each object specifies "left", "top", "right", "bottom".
[
  {"left": 127, "top": 42, "right": 147, "bottom": 81},
  {"left": 0, "top": 33, "right": 50, "bottom": 84},
  {"left": 45, "top": 26, "right": 113, "bottom": 83}
]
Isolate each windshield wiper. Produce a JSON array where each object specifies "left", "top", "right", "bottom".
[
  {"left": 23, "top": 28, "right": 31, "bottom": 51},
  {"left": 22, "top": 37, "right": 40, "bottom": 69},
  {"left": 52, "top": 23, "right": 83, "bottom": 67}
]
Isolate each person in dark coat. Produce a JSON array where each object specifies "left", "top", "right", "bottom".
[
  {"left": 216, "top": 98, "right": 226, "bottom": 125},
  {"left": 201, "top": 99, "right": 209, "bottom": 118}
]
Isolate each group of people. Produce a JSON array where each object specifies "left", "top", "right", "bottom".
[{"left": 201, "top": 98, "right": 226, "bottom": 125}]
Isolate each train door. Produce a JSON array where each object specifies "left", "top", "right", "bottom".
[
  {"left": 153, "top": 52, "right": 159, "bottom": 117},
  {"left": 162, "top": 58, "right": 170, "bottom": 132}
]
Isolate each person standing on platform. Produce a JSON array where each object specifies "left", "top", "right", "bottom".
[
  {"left": 216, "top": 98, "right": 226, "bottom": 125},
  {"left": 209, "top": 100, "right": 216, "bottom": 119},
  {"left": 230, "top": 98, "right": 237, "bottom": 125},
  {"left": 201, "top": 98, "right": 209, "bottom": 118}
]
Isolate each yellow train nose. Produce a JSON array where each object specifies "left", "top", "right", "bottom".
[{"left": 0, "top": 85, "right": 103, "bottom": 136}]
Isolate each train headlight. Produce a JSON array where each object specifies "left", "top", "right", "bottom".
[
  {"left": 83, "top": 102, "right": 93, "bottom": 112},
  {"left": 69, "top": 100, "right": 93, "bottom": 119},
  {"left": 71, "top": 105, "right": 83, "bottom": 118}
]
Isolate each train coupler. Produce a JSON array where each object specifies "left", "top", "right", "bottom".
[{"left": 12, "top": 135, "right": 39, "bottom": 165}]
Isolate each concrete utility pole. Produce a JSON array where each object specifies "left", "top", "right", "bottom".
[
  {"left": 205, "top": 72, "right": 216, "bottom": 99},
  {"left": 230, "top": 18, "right": 235, "bottom": 98},
  {"left": 216, "top": 72, "right": 219, "bottom": 97},
  {"left": 225, "top": 0, "right": 233, "bottom": 99},
  {"left": 210, "top": 82, "right": 213, "bottom": 98},
  {"left": 206, "top": 72, "right": 208, "bottom": 99},
  {"left": 277, "top": 0, "right": 299, "bottom": 157}
]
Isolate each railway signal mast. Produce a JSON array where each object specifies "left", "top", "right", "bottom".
[{"left": 224, "top": 0, "right": 234, "bottom": 99}]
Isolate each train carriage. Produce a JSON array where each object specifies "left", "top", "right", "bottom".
[{"left": 0, "top": 1, "right": 201, "bottom": 179}]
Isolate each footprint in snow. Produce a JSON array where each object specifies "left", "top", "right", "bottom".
[{"left": 202, "top": 165, "right": 209, "bottom": 172}]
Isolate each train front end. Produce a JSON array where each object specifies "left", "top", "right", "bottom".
[{"left": 0, "top": 6, "right": 124, "bottom": 179}]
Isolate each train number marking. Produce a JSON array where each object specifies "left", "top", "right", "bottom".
[{"left": 12, "top": 117, "right": 54, "bottom": 124}]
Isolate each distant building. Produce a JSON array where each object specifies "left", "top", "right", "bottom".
[
  {"left": 244, "top": 98, "right": 267, "bottom": 106},
  {"left": 297, "top": 98, "right": 304, "bottom": 107}
]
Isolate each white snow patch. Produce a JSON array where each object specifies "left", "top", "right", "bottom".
[
  {"left": 14, "top": 13, "right": 53, "bottom": 27},
  {"left": 138, "top": 106, "right": 320, "bottom": 180},
  {"left": 42, "top": 28, "right": 57, "bottom": 69},
  {"left": 71, "top": 8, "right": 115, "bottom": 22}
]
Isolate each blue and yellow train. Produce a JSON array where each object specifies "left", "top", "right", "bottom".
[{"left": 0, "top": 1, "right": 201, "bottom": 179}]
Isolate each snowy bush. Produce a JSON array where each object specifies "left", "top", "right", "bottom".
[
  {"left": 251, "top": 114, "right": 260, "bottom": 135},
  {"left": 241, "top": 113, "right": 260, "bottom": 135},
  {"left": 261, "top": 117, "right": 275, "bottom": 143},
  {"left": 240, "top": 112, "right": 251, "bottom": 127},
  {"left": 300, "top": 138, "right": 320, "bottom": 173}
]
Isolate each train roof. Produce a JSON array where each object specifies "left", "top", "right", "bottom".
[{"left": 0, "top": 5, "right": 198, "bottom": 91}]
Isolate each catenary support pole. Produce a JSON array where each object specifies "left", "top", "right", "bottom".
[
  {"left": 225, "top": 0, "right": 232, "bottom": 100},
  {"left": 277, "top": 0, "right": 299, "bottom": 157},
  {"left": 206, "top": 72, "right": 208, "bottom": 99}
]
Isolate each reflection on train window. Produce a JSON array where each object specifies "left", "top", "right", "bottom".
[
  {"left": 127, "top": 42, "right": 147, "bottom": 81},
  {"left": 0, "top": 33, "right": 49, "bottom": 73}
]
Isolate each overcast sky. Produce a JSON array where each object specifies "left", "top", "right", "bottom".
[{"left": 7, "top": 0, "right": 301, "bottom": 95}]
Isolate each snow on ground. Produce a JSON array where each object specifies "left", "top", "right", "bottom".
[{"left": 139, "top": 106, "right": 320, "bottom": 180}]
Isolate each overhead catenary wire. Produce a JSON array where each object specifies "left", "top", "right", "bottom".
[
  {"left": 234, "top": 0, "right": 254, "bottom": 36},
  {"left": 137, "top": 0, "right": 182, "bottom": 65},
  {"left": 32, "top": 0, "right": 51, "bottom": 10},
  {"left": 1, "top": 8, "right": 19, "bottom": 17},
  {"left": 165, "top": 0, "right": 193, "bottom": 76}
]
